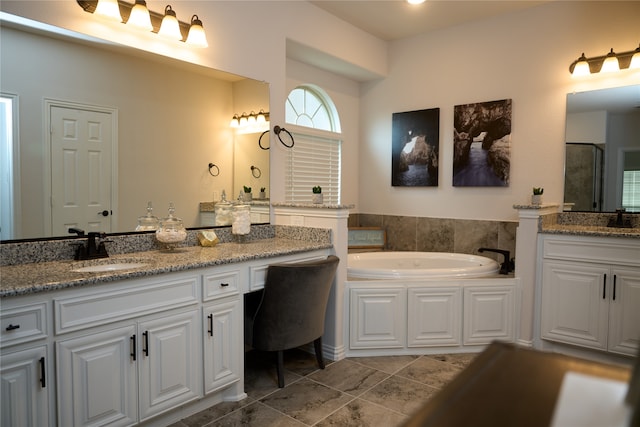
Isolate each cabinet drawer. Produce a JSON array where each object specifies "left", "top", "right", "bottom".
[
  {"left": 0, "top": 302, "right": 48, "bottom": 347},
  {"left": 203, "top": 269, "right": 240, "bottom": 301},
  {"left": 54, "top": 275, "right": 199, "bottom": 334},
  {"left": 543, "top": 237, "right": 640, "bottom": 266}
]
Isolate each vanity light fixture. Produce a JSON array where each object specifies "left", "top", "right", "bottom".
[
  {"left": 77, "top": 0, "right": 208, "bottom": 47},
  {"left": 94, "top": 0, "right": 122, "bottom": 21},
  {"left": 570, "top": 44, "right": 640, "bottom": 76},
  {"left": 158, "top": 5, "right": 182, "bottom": 40},
  {"left": 229, "top": 111, "right": 270, "bottom": 130},
  {"left": 127, "top": 0, "right": 153, "bottom": 31},
  {"left": 186, "top": 15, "right": 208, "bottom": 48}
]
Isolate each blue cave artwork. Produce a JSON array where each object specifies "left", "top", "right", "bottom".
[
  {"left": 391, "top": 108, "right": 440, "bottom": 187},
  {"left": 453, "top": 99, "right": 512, "bottom": 187}
]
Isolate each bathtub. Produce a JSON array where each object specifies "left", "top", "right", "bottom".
[{"left": 347, "top": 251, "right": 500, "bottom": 279}]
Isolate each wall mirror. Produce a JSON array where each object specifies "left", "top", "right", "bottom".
[
  {"left": 0, "top": 18, "right": 270, "bottom": 241},
  {"left": 564, "top": 84, "right": 640, "bottom": 212}
]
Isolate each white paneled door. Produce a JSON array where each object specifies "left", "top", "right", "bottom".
[{"left": 49, "top": 103, "right": 114, "bottom": 236}]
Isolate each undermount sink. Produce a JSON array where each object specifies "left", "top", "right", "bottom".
[{"left": 73, "top": 262, "right": 148, "bottom": 273}]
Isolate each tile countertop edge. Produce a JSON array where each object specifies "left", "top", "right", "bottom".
[
  {"left": 0, "top": 238, "right": 333, "bottom": 298},
  {"left": 540, "top": 225, "right": 640, "bottom": 239}
]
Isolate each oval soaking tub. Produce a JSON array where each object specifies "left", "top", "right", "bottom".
[{"left": 347, "top": 251, "right": 500, "bottom": 279}]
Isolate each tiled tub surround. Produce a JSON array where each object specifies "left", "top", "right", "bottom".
[
  {"left": 0, "top": 225, "right": 331, "bottom": 297},
  {"left": 349, "top": 214, "right": 518, "bottom": 263}
]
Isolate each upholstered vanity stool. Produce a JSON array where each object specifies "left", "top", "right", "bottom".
[{"left": 244, "top": 255, "right": 340, "bottom": 387}]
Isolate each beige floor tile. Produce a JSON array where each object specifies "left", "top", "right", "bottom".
[
  {"left": 360, "top": 375, "right": 439, "bottom": 416},
  {"left": 348, "top": 355, "right": 419, "bottom": 374},
  {"left": 308, "top": 359, "right": 389, "bottom": 396},
  {"left": 260, "top": 378, "right": 354, "bottom": 425},
  {"left": 315, "top": 399, "right": 408, "bottom": 427},
  {"left": 395, "top": 356, "right": 462, "bottom": 388}
]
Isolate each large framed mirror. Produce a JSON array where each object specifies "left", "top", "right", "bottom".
[
  {"left": 564, "top": 85, "right": 640, "bottom": 212},
  {"left": 0, "top": 17, "right": 270, "bottom": 241}
]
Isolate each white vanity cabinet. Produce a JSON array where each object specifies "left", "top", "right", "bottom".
[
  {"left": 1, "top": 246, "right": 331, "bottom": 426},
  {"left": 348, "top": 279, "right": 515, "bottom": 354},
  {"left": 202, "top": 266, "right": 243, "bottom": 395},
  {"left": 1, "top": 302, "right": 52, "bottom": 427},
  {"left": 1, "top": 345, "right": 50, "bottom": 427},
  {"left": 540, "top": 235, "right": 640, "bottom": 357},
  {"left": 55, "top": 272, "right": 202, "bottom": 426}
]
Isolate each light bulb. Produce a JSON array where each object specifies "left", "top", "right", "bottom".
[
  {"left": 127, "top": 0, "right": 152, "bottom": 31},
  {"left": 158, "top": 5, "right": 183, "bottom": 40},
  {"left": 94, "top": 0, "right": 122, "bottom": 22},
  {"left": 186, "top": 15, "right": 208, "bottom": 48},
  {"left": 600, "top": 49, "right": 620, "bottom": 73},
  {"left": 630, "top": 46, "right": 640, "bottom": 70},
  {"left": 571, "top": 53, "right": 591, "bottom": 77}
]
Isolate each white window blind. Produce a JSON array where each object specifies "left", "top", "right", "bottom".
[
  {"left": 285, "top": 131, "right": 341, "bottom": 204},
  {"left": 622, "top": 170, "right": 640, "bottom": 212}
]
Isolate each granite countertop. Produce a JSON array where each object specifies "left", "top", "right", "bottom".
[
  {"left": 541, "top": 223, "right": 640, "bottom": 238},
  {"left": 0, "top": 238, "right": 332, "bottom": 298}
]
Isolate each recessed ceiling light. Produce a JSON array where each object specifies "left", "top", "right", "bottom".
[{"left": 407, "top": 0, "right": 426, "bottom": 4}]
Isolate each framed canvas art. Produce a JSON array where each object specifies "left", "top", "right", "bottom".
[
  {"left": 452, "top": 99, "right": 512, "bottom": 187},
  {"left": 392, "top": 108, "right": 440, "bottom": 187}
]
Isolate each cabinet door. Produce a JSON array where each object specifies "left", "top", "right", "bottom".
[
  {"left": 349, "top": 287, "right": 405, "bottom": 349},
  {"left": 1, "top": 346, "right": 50, "bottom": 427},
  {"left": 608, "top": 267, "right": 640, "bottom": 356},
  {"left": 138, "top": 309, "right": 200, "bottom": 421},
  {"left": 57, "top": 325, "right": 137, "bottom": 427},
  {"left": 540, "top": 261, "right": 609, "bottom": 350},
  {"left": 407, "top": 287, "right": 461, "bottom": 347},
  {"left": 463, "top": 286, "right": 514, "bottom": 345},
  {"left": 203, "top": 299, "right": 241, "bottom": 394}
]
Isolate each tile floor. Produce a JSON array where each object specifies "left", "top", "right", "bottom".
[{"left": 170, "top": 349, "right": 478, "bottom": 427}]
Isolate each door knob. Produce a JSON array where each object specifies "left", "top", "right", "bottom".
[{"left": 99, "top": 210, "right": 110, "bottom": 217}]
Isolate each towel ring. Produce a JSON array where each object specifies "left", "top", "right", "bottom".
[
  {"left": 258, "top": 130, "right": 270, "bottom": 150},
  {"left": 274, "top": 125, "right": 294, "bottom": 148},
  {"left": 251, "top": 165, "right": 262, "bottom": 178},
  {"left": 208, "top": 163, "right": 220, "bottom": 177}
]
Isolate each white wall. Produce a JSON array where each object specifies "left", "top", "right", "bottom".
[{"left": 359, "top": 1, "right": 640, "bottom": 221}]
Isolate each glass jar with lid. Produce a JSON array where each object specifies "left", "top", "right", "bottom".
[
  {"left": 135, "top": 201, "right": 159, "bottom": 231},
  {"left": 232, "top": 194, "right": 251, "bottom": 240},
  {"left": 214, "top": 190, "right": 233, "bottom": 226},
  {"left": 155, "top": 202, "right": 187, "bottom": 250}
]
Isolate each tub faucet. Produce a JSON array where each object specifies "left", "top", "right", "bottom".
[{"left": 478, "top": 248, "right": 514, "bottom": 275}]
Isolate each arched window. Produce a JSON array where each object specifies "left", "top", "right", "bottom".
[{"left": 284, "top": 85, "right": 342, "bottom": 204}]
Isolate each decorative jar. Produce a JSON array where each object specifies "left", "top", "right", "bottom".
[
  {"left": 155, "top": 203, "right": 187, "bottom": 250},
  {"left": 135, "top": 201, "right": 159, "bottom": 231}
]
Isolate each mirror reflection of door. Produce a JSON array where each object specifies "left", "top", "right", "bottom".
[{"left": 49, "top": 102, "right": 115, "bottom": 236}]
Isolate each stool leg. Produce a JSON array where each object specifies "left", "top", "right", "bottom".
[
  {"left": 276, "top": 350, "right": 285, "bottom": 388},
  {"left": 314, "top": 337, "right": 325, "bottom": 369}
]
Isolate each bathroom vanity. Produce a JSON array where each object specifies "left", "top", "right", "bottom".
[
  {"left": 538, "top": 233, "right": 640, "bottom": 358},
  {"left": 0, "top": 236, "right": 331, "bottom": 427}
]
